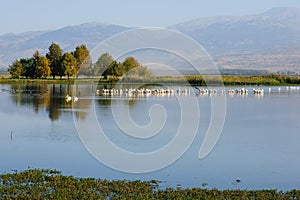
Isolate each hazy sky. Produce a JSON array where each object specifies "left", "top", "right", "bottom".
[{"left": 1, "top": 0, "right": 300, "bottom": 35}]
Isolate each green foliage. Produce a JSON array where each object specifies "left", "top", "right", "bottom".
[
  {"left": 185, "top": 75, "right": 300, "bottom": 86},
  {"left": 220, "top": 75, "right": 300, "bottom": 86},
  {"left": 122, "top": 56, "right": 139, "bottom": 72},
  {"left": 20, "top": 58, "right": 35, "bottom": 79},
  {"left": 35, "top": 56, "right": 51, "bottom": 79},
  {"left": 8, "top": 45, "right": 154, "bottom": 80},
  {"left": 8, "top": 60, "right": 23, "bottom": 79},
  {"left": 7, "top": 43, "right": 300, "bottom": 86},
  {"left": 73, "top": 44, "right": 92, "bottom": 76},
  {"left": 8, "top": 51, "right": 50, "bottom": 79},
  {"left": 94, "top": 52, "right": 114, "bottom": 76},
  {"left": 104, "top": 60, "right": 121, "bottom": 77},
  {"left": 46, "top": 43, "right": 63, "bottom": 79},
  {"left": 7, "top": 43, "right": 93, "bottom": 79},
  {"left": 97, "top": 54, "right": 153, "bottom": 80},
  {"left": 0, "top": 169, "right": 153, "bottom": 199},
  {"left": 1, "top": 169, "right": 300, "bottom": 200},
  {"left": 61, "top": 52, "right": 77, "bottom": 79}
]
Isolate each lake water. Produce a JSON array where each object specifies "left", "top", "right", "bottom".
[{"left": 0, "top": 83, "right": 300, "bottom": 190}]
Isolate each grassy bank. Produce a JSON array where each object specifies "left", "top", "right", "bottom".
[
  {"left": 186, "top": 74, "right": 300, "bottom": 86},
  {"left": 1, "top": 74, "right": 300, "bottom": 86},
  {"left": 0, "top": 169, "right": 299, "bottom": 199}
]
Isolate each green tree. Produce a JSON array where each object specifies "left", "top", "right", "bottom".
[
  {"left": 8, "top": 60, "right": 23, "bottom": 78},
  {"left": 98, "top": 55, "right": 153, "bottom": 79},
  {"left": 61, "top": 52, "right": 77, "bottom": 79},
  {"left": 122, "top": 57, "right": 152, "bottom": 78},
  {"left": 73, "top": 44, "right": 92, "bottom": 76},
  {"left": 137, "top": 65, "right": 153, "bottom": 78},
  {"left": 33, "top": 50, "right": 41, "bottom": 61},
  {"left": 20, "top": 58, "right": 35, "bottom": 78},
  {"left": 94, "top": 53, "right": 114, "bottom": 76},
  {"left": 46, "top": 42, "right": 63, "bottom": 79},
  {"left": 102, "top": 60, "right": 122, "bottom": 78},
  {"left": 122, "top": 57, "right": 140, "bottom": 72},
  {"left": 36, "top": 56, "right": 50, "bottom": 78},
  {"left": 115, "top": 62, "right": 125, "bottom": 77}
]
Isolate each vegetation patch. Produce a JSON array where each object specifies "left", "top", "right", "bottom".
[
  {"left": 0, "top": 169, "right": 299, "bottom": 199},
  {"left": 6, "top": 43, "right": 153, "bottom": 81}
]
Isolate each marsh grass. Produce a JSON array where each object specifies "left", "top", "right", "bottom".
[
  {"left": 0, "top": 74, "right": 300, "bottom": 86},
  {"left": 0, "top": 169, "right": 299, "bottom": 199}
]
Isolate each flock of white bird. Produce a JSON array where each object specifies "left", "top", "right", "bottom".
[
  {"left": 96, "top": 88, "right": 191, "bottom": 96},
  {"left": 65, "top": 86, "right": 300, "bottom": 102}
]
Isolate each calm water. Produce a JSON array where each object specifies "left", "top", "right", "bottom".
[{"left": 0, "top": 83, "right": 300, "bottom": 190}]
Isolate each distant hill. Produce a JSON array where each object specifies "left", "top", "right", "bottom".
[
  {"left": 1, "top": 7, "right": 300, "bottom": 73},
  {"left": 170, "top": 7, "right": 300, "bottom": 56},
  {"left": 171, "top": 7, "right": 300, "bottom": 73},
  {"left": 214, "top": 45, "right": 300, "bottom": 74}
]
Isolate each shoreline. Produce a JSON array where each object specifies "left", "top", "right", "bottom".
[
  {"left": 0, "top": 74, "right": 300, "bottom": 86},
  {"left": 0, "top": 169, "right": 299, "bottom": 199}
]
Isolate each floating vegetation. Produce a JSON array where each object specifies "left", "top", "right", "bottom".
[{"left": 0, "top": 169, "right": 300, "bottom": 199}]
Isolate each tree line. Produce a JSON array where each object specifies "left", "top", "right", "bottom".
[
  {"left": 8, "top": 43, "right": 152, "bottom": 79},
  {"left": 95, "top": 53, "right": 153, "bottom": 79}
]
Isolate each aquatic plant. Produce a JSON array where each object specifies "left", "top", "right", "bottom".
[{"left": 1, "top": 169, "right": 300, "bottom": 199}]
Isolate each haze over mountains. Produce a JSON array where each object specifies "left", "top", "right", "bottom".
[{"left": 1, "top": 7, "right": 300, "bottom": 73}]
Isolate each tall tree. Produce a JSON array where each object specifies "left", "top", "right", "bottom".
[
  {"left": 94, "top": 53, "right": 114, "bottom": 76},
  {"left": 105, "top": 61, "right": 123, "bottom": 78},
  {"left": 61, "top": 53, "right": 77, "bottom": 79},
  {"left": 33, "top": 50, "right": 41, "bottom": 63},
  {"left": 46, "top": 43, "right": 63, "bottom": 79},
  {"left": 73, "top": 44, "right": 92, "bottom": 76},
  {"left": 8, "top": 60, "right": 23, "bottom": 79},
  {"left": 20, "top": 58, "right": 35, "bottom": 78},
  {"left": 36, "top": 56, "right": 50, "bottom": 78},
  {"left": 122, "top": 57, "right": 140, "bottom": 72},
  {"left": 137, "top": 65, "right": 153, "bottom": 78}
]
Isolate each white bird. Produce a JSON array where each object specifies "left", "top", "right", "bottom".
[
  {"left": 65, "top": 95, "right": 72, "bottom": 102},
  {"left": 73, "top": 96, "right": 79, "bottom": 102}
]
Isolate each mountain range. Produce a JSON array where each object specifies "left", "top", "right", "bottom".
[{"left": 1, "top": 7, "right": 300, "bottom": 73}]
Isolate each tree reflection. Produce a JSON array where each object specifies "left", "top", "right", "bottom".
[
  {"left": 72, "top": 84, "right": 93, "bottom": 121},
  {"left": 8, "top": 83, "right": 142, "bottom": 122},
  {"left": 47, "top": 84, "right": 63, "bottom": 121},
  {"left": 9, "top": 83, "right": 91, "bottom": 121}
]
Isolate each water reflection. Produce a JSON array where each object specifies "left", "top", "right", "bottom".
[
  {"left": 7, "top": 83, "right": 90, "bottom": 121},
  {"left": 4, "top": 84, "right": 300, "bottom": 122},
  {"left": 1, "top": 83, "right": 300, "bottom": 190},
  {"left": 3, "top": 83, "right": 148, "bottom": 121}
]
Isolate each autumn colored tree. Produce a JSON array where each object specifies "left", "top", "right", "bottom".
[
  {"left": 36, "top": 56, "right": 50, "bottom": 78},
  {"left": 73, "top": 44, "right": 92, "bottom": 76},
  {"left": 122, "top": 57, "right": 140, "bottom": 72},
  {"left": 32, "top": 50, "right": 50, "bottom": 78},
  {"left": 61, "top": 52, "right": 77, "bottom": 79}
]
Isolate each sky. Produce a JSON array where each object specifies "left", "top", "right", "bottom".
[{"left": 1, "top": 0, "right": 300, "bottom": 35}]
